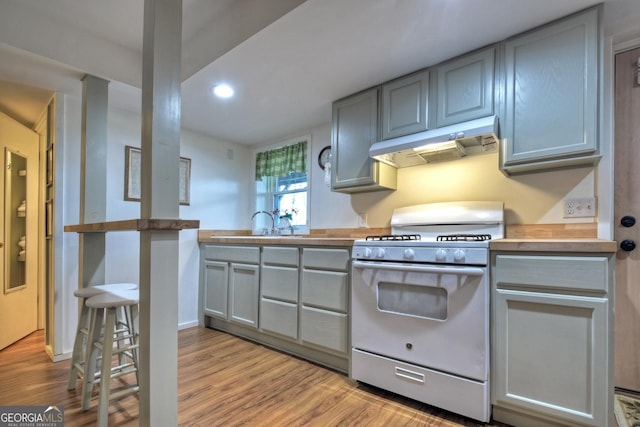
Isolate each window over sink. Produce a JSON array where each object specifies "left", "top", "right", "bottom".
[{"left": 254, "top": 136, "right": 309, "bottom": 234}]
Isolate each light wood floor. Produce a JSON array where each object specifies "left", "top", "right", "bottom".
[{"left": 0, "top": 327, "right": 504, "bottom": 426}]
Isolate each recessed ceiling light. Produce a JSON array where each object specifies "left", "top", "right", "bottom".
[{"left": 212, "top": 84, "right": 234, "bottom": 98}]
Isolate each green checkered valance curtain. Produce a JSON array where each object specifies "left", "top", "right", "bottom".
[{"left": 255, "top": 140, "right": 307, "bottom": 181}]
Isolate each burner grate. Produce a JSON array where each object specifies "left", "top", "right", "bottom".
[
  {"left": 436, "top": 234, "right": 492, "bottom": 242},
  {"left": 365, "top": 234, "right": 421, "bottom": 241}
]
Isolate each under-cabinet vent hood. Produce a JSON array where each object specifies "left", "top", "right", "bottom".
[{"left": 369, "top": 115, "right": 499, "bottom": 168}]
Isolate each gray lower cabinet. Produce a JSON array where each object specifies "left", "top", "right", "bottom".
[
  {"left": 331, "top": 88, "right": 397, "bottom": 193},
  {"left": 432, "top": 46, "right": 495, "bottom": 128},
  {"left": 491, "top": 252, "right": 614, "bottom": 427},
  {"left": 260, "top": 246, "right": 299, "bottom": 340},
  {"left": 381, "top": 69, "right": 430, "bottom": 139},
  {"left": 228, "top": 263, "right": 260, "bottom": 328},
  {"left": 202, "top": 245, "right": 260, "bottom": 329},
  {"left": 201, "top": 243, "right": 351, "bottom": 372},
  {"left": 300, "top": 248, "right": 350, "bottom": 354},
  {"left": 501, "top": 7, "right": 600, "bottom": 174},
  {"left": 203, "top": 260, "right": 228, "bottom": 318}
]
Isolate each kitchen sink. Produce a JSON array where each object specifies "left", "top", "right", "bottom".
[{"left": 210, "top": 234, "right": 307, "bottom": 239}]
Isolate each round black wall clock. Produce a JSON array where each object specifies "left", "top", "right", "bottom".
[{"left": 318, "top": 146, "right": 332, "bottom": 170}]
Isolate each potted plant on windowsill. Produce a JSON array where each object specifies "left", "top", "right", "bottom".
[{"left": 272, "top": 208, "right": 298, "bottom": 235}]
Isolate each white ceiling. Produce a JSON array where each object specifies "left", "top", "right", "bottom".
[{"left": 0, "top": 0, "right": 637, "bottom": 146}]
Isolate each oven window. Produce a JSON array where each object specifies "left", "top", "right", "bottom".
[{"left": 377, "top": 282, "right": 447, "bottom": 320}]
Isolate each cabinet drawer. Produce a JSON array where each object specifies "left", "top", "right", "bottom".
[
  {"left": 301, "top": 269, "right": 348, "bottom": 312},
  {"left": 302, "top": 248, "right": 350, "bottom": 271},
  {"left": 494, "top": 254, "right": 609, "bottom": 293},
  {"left": 261, "top": 265, "right": 298, "bottom": 302},
  {"left": 262, "top": 246, "right": 298, "bottom": 266},
  {"left": 260, "top": 298, "right": 297, "bottom": 339},
  {"left": 300, "top": 306, "right": 348, "bottom": 353},
  {"left": 204, "top": 245, "right": 260, "bottom": 264}
]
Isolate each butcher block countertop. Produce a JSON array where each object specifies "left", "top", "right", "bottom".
[
  {"left": 490, "top": 238, "right": 617, "bottom": 253},
  {"left": 198, "top": 230, "right": 357, "bottom": 247}
]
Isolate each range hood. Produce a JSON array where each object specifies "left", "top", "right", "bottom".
[{"left": 369, "top": 115, "right": 499, "bottom": 168}]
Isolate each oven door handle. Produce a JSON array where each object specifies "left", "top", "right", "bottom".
[{"left": 352, "top": 260, "right": 485, "bottom": 276}]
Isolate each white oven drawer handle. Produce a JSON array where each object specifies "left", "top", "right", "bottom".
[
  {"left": 395, "top": 367, "right": 425, "bottom": 384},
  {"left": 352, "top": 260, "right": 484, "bottom": 276}
]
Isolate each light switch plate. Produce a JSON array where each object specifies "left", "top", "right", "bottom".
[{"left": 563, "top": 197, "right": 596, "bottom": 218}]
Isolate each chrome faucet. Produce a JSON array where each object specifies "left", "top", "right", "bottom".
[{"left": 251, "top": 210, "right": 275, "bottom": 235}]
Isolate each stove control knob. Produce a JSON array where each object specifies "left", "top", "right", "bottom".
[
  {"left": 362, "top": 248, "right": 372, "bottom": 258},
  {"left": 453, "top": 249, "right": 466, "bottom": 262},
  {"left": 435, "top": 249, "right": 447, "bottom": 262},
  {"left": 375, "top": 248, "right": 386, "bottom": 258},
  {"left": 403, "top": 248, "right": 415, "bottom": 260}
]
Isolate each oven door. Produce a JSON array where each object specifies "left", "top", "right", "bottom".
[{"left": 351, "top": 260, "right": 489, "bottom": 381}]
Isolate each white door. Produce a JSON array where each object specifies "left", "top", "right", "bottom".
[
  {"left": 614, "top": 46, "right": 640, "bottom": 392},
  {"left": 0, "top": 112, "right": 39, "bottom": 350}
]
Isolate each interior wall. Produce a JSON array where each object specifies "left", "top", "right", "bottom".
[
  {"left": 308, "top": 123, "right": 362, "bottom": 229},
  {"left": 104, "top": 108, "right": 251, "bottom": 329},
  {"left": 57, "top": 103, "right": 251, "bottom": 353},
  {"left": 301, "top": 123, "right": 597, "bottom": 231},
  {"left": 351, "top": 153, "right": 597, "bottom": 228}
]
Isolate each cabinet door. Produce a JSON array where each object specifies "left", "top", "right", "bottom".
[
  {"left": 228, "top": 262, "right": 260, "bottom": 328},
  {"left": 502, "top": 8, "right": 599, "bottom": 173},
  {"left": 493, "top": 289, "right": 608, "bottom": 426},
  {"left": 331, "top": 88, "right": 396, "bottom": 192},
  {"left": 203, "top": 260, "right": 228, "bottom": 319},
  {"left": 381, "top": 69, "right": 430, "bottom": 139},
  {"left": 435, "top": 47, "right": 494, "bottom": 127}
]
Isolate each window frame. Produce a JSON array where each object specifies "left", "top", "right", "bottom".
[{"left": 252, "top": 134, "right": 311, "bottom": 235}]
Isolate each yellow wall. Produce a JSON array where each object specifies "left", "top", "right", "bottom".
[{"left": 350, "top": 152, "right": 596, "bottom": 227}]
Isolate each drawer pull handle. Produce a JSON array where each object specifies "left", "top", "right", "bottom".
[{"left": 395, "top": 367, "right": 425, "bottom": 384}]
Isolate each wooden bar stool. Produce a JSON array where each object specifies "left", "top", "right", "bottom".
[
  {"left": 67, "top": 283, "right": 138, "bottom": 390},
  {"left": 82, "top": 289, "right": 140, "bottom": 426}
]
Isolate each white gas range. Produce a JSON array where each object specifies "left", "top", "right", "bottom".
[{"left": 350, "top": 201, "right": 504, "bottom": 423}]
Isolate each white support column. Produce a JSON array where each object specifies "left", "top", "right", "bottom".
[
  {"left": 78, "top": 75, "right": 109, "bottom": 287},
  {"left": 138, "top": 0, "right": 182, "bottom": 425}
]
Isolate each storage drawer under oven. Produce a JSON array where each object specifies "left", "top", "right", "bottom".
[{"left": 351, "top": 349, "right": 490, "bottom": 423}]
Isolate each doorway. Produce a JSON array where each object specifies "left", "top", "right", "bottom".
[
  {"left": 0, "top": 111, "right": 39, "bottom": 350},
  {"left": 614, "top": 45, "right": 640, "bottom": 393}
]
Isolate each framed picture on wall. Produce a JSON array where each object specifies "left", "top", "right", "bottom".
[
  {"left": 178, "top": 156, "right": 191, "bottom": 206},
  {"left": 124, "top": 146, "right": 142, "bottom": 201},
  {"left": 124, "top": 146, "right": 191, "bottom": 205}
]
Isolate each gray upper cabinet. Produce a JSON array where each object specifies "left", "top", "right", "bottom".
[
  {"left": 501, "top": 7, "right": 600, "bottom": 174},
  {"left": 331, "top": 88, "right": 397, "bottom": 193},
  {"left": 381, "top": 69, "right": 430, "bottom": 139},
  {"left": 433, "top": 47, "right": 495, "bottom": 128}
]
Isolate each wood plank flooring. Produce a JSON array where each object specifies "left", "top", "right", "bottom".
[{"left": 0, "top": 327, "right": 503, "bottom": 426}]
